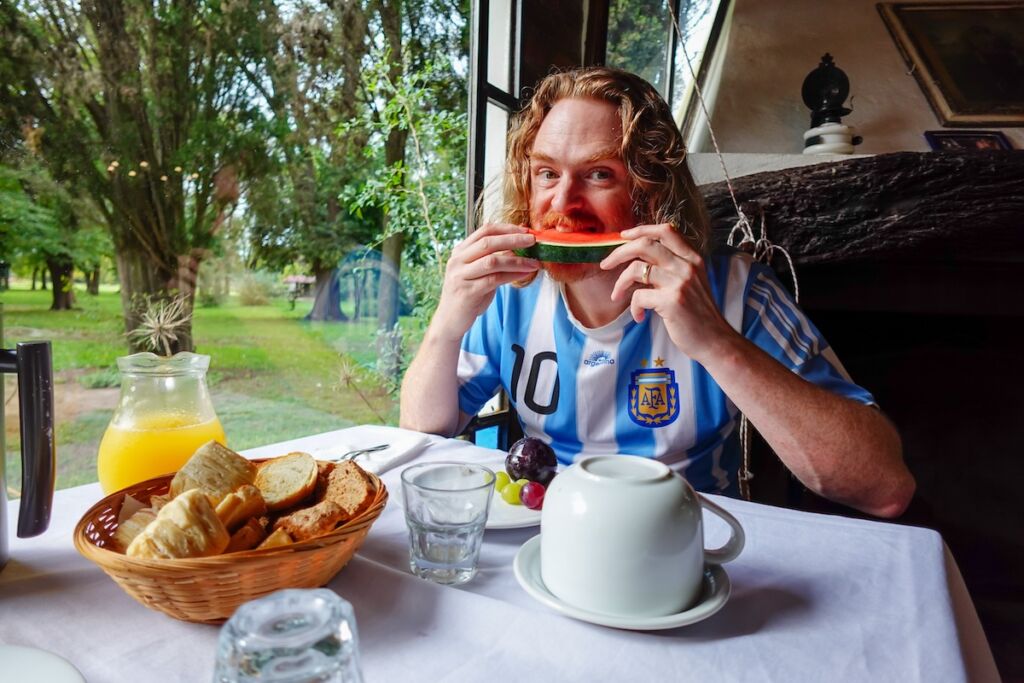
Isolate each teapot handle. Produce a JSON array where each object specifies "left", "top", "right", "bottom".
[
  {"left": 0, "top": 342, "right": 56, "bottom": 538},
  {"left": 700, "top": 495, "right": 745, "bottom": 565}
]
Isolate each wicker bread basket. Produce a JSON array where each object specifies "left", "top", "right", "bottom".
[{"left": 73, "top": 463, "right": 388, "bottom": 623}]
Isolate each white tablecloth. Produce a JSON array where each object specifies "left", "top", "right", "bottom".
[{"left": 0, "top": 428, "right": 1000, "bottom": 682}]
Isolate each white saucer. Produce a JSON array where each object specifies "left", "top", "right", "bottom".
[
  {"left": 482, "top": 458, "right": 543, "bottom": 530},
  {"left": 513, "top": 535, "right": 731, "bottom": 630},
  {"left": 0, "top": 645, "right": 86, "bottom": 683}
]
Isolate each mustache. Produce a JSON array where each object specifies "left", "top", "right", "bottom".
[{"left": 536, "top": 212, "right": 600, "bottom": 231}]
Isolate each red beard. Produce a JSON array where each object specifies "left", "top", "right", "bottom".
[
  {"left": 542, "top": 262, "right": 598, "bottom": 283},
  {"left": 534, "top": 212, "right": 603, "bottom": 283}
]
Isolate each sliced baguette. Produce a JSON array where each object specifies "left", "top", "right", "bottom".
[
  {"left": 255, "top": 452, "right": 318, "bottom": 511},
  {"left": 169, "top": 441, "right": 257, "bottom": 506},
  {"left": 126, "top": 489, "right": 230, "bottom": 559}
]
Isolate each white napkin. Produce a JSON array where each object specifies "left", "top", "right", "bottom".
[{"left": 242, "top": 425, "right": 431, "bottom": 475}]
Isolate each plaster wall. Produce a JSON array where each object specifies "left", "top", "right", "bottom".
[{"left": 703, "top": 0, "right": 1024, "bottom": 154}]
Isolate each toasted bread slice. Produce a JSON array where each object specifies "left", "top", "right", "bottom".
[
  {"left": 170, "top": 441, "right": 257, "bottom": 506},
  {"left": 256, "top": 527, "right": 294, "bottom": 550},
  {"left": 126, "top": 489, "right": 230, "bottom": 559},
  {"left": 314, "top": 460, "right": 336, "bottom": 497},
  {"left": 224, "top": 517, "right": 268, "bottom": 553},
  {"left": 113, "top": 507, "right": 158, "bottom": 552},
  {"left": 274, "top": 500, "right": 345, "bottom": 541},
  {"left": 319, "top": 461, "right": 374, "bottom": 523},
  {"left": 256, "top": 452, "right": 318, "bottom": 511},
  {"left": 215, "top": 485, "right": 268, "bottom": 532}
]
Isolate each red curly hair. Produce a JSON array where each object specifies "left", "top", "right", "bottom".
[{"left": 500, "top": 66, "right": 710, "bottom": 255}]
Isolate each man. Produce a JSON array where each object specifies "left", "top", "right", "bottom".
[{"left": 401, "top": 67, "right": 915, "bottom": 518}]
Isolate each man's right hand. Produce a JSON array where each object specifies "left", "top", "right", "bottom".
[{"left": 431, "top": 223, "right": 539, "bottom": 339}]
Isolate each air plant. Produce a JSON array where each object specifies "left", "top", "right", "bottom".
[{"left": 127, "top": 293, "right": 193, "bottom": 356}]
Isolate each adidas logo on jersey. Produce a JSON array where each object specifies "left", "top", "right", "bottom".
[{"left": 583, "top": 350, "right": 615, "bottom": 367}]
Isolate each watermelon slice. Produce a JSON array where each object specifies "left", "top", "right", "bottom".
[{"left": 515, "top": 229, "right": 627, "bottom": 263}]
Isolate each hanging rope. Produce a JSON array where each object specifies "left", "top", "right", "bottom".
[{"left": 668, "top": 5, "right": 802, "bottom": 500}]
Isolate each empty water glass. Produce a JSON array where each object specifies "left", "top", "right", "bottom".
[
  {"left": 213, "top": 588, "right": 362, "bottom": 683},
  {"left": 401, "top": 462, "right": 496, "bottom": 585}
]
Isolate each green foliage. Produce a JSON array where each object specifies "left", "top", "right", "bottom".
[
  {"left": 78, "top": 367, "right": 121, "bottom": 389},
  {"left": 0, "top": 0, "right": 277, "bottom": 335},
  {"left": 345, "top": 54, "right": 468, "bottom": 324}
]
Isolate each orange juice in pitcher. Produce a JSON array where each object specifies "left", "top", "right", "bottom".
[{"left": 97, "top": 352, "right": 226, "bottom": 494}]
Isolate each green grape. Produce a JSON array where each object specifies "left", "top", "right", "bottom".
[
  {"left": 495, "top": 471, "right": 511, "bottom": 492},
  {"left": 501, "top": 480, "right": 524, "bottom": 505}
]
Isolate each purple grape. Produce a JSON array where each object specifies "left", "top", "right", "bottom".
[{"left": 506, "top": 437, "right": 558, "bottom": 485}]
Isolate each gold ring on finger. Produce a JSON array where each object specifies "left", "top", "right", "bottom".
[{"left": 640, "top": 262, "right": 652, "bottom": 286}]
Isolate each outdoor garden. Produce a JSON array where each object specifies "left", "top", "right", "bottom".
[{"left": 0, "top": 0, "right": 468, "bottom": 494}]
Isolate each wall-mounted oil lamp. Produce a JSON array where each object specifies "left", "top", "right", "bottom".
[{"left": 801, "top": 53, "right": 863, "bottom": 154}]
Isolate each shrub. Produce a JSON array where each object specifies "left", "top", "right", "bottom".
[
  {"left": 198, "top": 289, "right": 222, "bottom": 308},
  {"left": 79, "top": 367, "right": 121, "bottom": 389},
  {"left": 237, "top": 270, "right": 282, "bottom": 306}
]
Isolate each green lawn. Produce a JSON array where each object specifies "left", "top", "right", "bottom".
[{"left": 1, "top": 283, "right": 420, "bottom": 494}]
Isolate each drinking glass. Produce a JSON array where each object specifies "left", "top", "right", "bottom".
[
  {"left": 213, "top": 588, "right": 362, "bottom": 683},
  {"left": 401, "top": 462, "right": 496, "bottom": 585}
]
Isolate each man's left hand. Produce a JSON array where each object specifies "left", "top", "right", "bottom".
[{"left": 600, "top": 223, "right": 736, "bottom": 363}]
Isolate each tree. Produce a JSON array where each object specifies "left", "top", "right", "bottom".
[
  {"left": 241, "top": 0, "right": 467, "bottom": 331},
  {"left": 0, "top": 0, "right": 271, "bottom": 350},
  {"left": 0, "top": 161, "right": 110, "bottom": 309}
]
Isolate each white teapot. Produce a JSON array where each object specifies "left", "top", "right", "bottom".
[{"left": 540, "top": 455, "right": 744, "bottom": 618}]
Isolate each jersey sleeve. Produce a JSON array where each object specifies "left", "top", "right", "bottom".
[
  {"left": 456, "top": 288, "right": 506, "bottom": 416},
  {"left": 742, "top": 263, "right": 877, "bottom": 406}
]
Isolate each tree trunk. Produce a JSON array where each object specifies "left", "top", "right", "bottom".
[
  {"left": 375, "top": 0, "right": 407, "bottom": 377},
  {"left": 305, "top": 265, "right": 349, "bottom": 322},
  {"left": 31, "top": 267, "right": 37, "bottom": 290},
  {"left": 86, "top": 267, "right": 100, "bottom": 295},
  {"left": 353, "top": 270, "right": 364, "bottom": 320},
  {"left": 116, "top": 248, "right": 194, "bottom": 353},
  {"left": 46, "top": 258, "right": 75, "bottom": 310},
  {"left": 40, "top": 268, "right": 47, "bottom": 290}
]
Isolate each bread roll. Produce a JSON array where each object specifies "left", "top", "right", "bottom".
[
  {"left": 126, "top": 489, "right": 230, "bottom": 559},
  {"left": 255, "top": 452, "right": 318, "bottom": 511},
  {"left": 215, "top": 485, "right": 267, "bottom": 532},
  {"left": 224, "top": 517, "right": 268, "bottom": 553},
  {"left": 170, "top": 441, "right": 257, "bottom": 506}
]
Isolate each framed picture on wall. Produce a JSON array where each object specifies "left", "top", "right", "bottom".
[
  {"left": 878, "top": 2, "right": 1024, "bottom": 126},
  {"left": 924, "top": 130, "right": 1013, "bottom": 150}
]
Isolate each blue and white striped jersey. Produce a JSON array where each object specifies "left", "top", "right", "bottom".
[{"left": 457, "top": 248, "right": 875, "bottom": 495}]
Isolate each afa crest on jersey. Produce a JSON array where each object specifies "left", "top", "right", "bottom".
[{"left": 628, "top": 367, "right": 680, "bottom": 427}]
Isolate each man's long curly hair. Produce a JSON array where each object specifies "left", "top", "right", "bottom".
[{"left": 501, "top": 66, "right": 710, "bottom": 255}]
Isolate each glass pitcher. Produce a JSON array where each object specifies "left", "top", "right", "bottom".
[{"left": 97, "top": 352, "right": 226, "bottom": 494}]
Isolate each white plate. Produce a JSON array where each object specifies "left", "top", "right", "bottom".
[
  {"left": 513, "top": 535, "right": 731, "bottom": 630},
  {"left": 482, "top": 458, "right": 544, "bottom": 530},
  {"left": 0, "top": 645, "right": 86, "bottom": 683}
]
